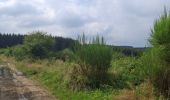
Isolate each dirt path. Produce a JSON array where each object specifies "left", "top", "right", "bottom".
[{"left": 0, "top": 64, "right": 57, "bottom": 100}]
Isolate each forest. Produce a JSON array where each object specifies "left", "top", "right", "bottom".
[
  {"left": 0, "top": 33, "right": 145, "bottom": 57},
  {"left": 0, "top": 33, "right": 75, "bottom": 51}
]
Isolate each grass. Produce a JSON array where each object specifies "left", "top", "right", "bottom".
[
  {"left": 70, "top": 35, "right": 113, "bottom": 90},
  {"left": 0, "top": 54, "right": 163, "bottom": 100},
  {"left": 0, "top": 55, "right": 115, "bottom": 100},
  {"left": 110, "top": 57, "right": 145, "bottom": 89}
]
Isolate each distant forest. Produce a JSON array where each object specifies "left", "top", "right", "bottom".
[
  {"left": 0, "top": 33, "right": 146, "bottom": 56},
  {"left": 0, "top": 33, "right": 75, "bottom": 51}
]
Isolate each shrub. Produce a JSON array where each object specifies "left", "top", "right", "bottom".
[
  {"left": 149, "top": 10, "right": 170, "bottom": 98},
  {"left": 56, "top": 49, "right": 76, "bottom": 62},
  {"left": 12, "top": 45, "right": 29, "bottom": 60},
  {"left": 140, "top": 48, "right": 161, "bottom": 81},
  {"left": 112, "top": 52, "right": 125, "bottom": 60},
  {"left": 69, "top": 35, "right": 112, "bottom": 90},
  {"left": 67, "top": 63, "right": 90, "bottom": 90},
  {"left": 2, "top": 47, "right": 13, "bottom": 56},
  {"left": 23, "top": 31, "right": 55, "bottom": 59},
  {"left": 111, "top": 57, "right": 144, "bottom": 89}
]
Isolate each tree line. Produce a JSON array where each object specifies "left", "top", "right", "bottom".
[
  {"left": 0, "top": 33, "right": 145, "bottom": 57},
  {"left": 0, "top": 33, "right": 75, "bottom": 51}
]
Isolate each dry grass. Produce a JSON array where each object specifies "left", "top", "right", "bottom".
[{"left": 113, "top": 81, "right": 156, "bottom": 100}]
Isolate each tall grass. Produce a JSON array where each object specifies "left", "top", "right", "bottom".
[
  {"left": 140, "top": 48, "right": 161, "bottom": 81},
  {"left": 0, "top": 55, "right": 114, "bottom": 100},
  {"left": 69, "top": 34, "right": 112, "bottom": 89}
]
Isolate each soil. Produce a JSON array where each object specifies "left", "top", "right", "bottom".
[{"left": 0, "top": 64, "right": 57, "bottom": 100}]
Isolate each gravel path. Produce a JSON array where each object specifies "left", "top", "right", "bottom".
[{"left": 0, "top": 64, "right": 57, "bottom": 100}]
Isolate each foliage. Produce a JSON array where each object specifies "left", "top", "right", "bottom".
[
  {"left": 112, "top": 51, "right": 126, "bottom": 60},
  {"left": 113, "top": 81, "right": 156, "bottom": 100},
  {"left": 56, "top": 49, "right": 76, "bottom": 62},
  {"left": 0, "top": 48, "right": 13, "bottom": 56},
  {"left": 69, "top": 35, "right": 112, "bottom": 90},
  {"left": 12, "top": 45, "right": 29, "bottom": 60},
  {"left": 150, "top": 10, "right": 170, "bottom": 46},
  {"left": 4, "top": 57, "right": 113, "bottom": 100},
  {"left": 111, "top": 46, "right": 144, "bottom": 57},
  {"left": 0, "top": 33, "right": 23, "bottom": 48},
  {"left": 149, "top": 10, "right": 170, "bottom": 98},
  {"left": 111, "top": 57, "right": 144, "bottom": 89},
  {"left": 0, "top": 55, "right": 162, "bottom": 100},
  {"left": 53, "top": 37, "right": 75, "bottom": 51},
  {"left": 0, "top": 33, "right": 75, "bottom": 52},
  {"left": 139, "top": 48, "right": 161, "bottom": 80},
  {"left": 23, "top": 31, "right": 55, "bottom": 59}
]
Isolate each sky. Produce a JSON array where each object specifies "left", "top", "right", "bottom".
[{"left": 0, "top": 0, "right": 170, "bottom": 47}]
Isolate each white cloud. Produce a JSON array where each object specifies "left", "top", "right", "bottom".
[{"left": 0, "top": 0, "right": 170, "bottom": 46}]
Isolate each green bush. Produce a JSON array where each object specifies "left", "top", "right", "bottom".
[
  {"left": 2, "top": 48, "right": 13, "bottom": 56},
  {"left": 69, "top": 35, "right": 112, "bottom": 90},
  {"left": 149, "top": 10, "right": 170, "bottom": 98},
  {"left": 23, "top": 31, "right": 55, "bottom": 59},
  {"left": 56, "top": 49, "right": 76, "bottom": 62},
  {"left": 0, "top": 49, "right": 6, "bottom": 54},
  {"left": 111, "top": 57, "right": 144, "bottom": 89},
  {"left": 12, "top": 45, "right": 29, "bottom": 60},
  {"left": 112, "top": 52, "right": 125, "bottom": 60},
  {"left": 68, "top": 63, "right": 90, "bottom": 90},
  {"left": 140, "top": 48, "right": 161, "bottom": 80}
]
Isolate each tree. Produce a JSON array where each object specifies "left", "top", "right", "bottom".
[
  {"left": 24, "top": 31, "right": 55, "bottom": 59},
  {"left": 149, "top": 10, "right": 170, "bottom": 98}
]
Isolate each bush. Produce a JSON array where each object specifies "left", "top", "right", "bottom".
[
  {"left": 111, "top": 57, "right": 144, "bottom": 89},
  {"left": 12, "top": 45, "right": 29, "bottom": 60},
  {"left": 112, "top": 52, "right": 125, "bottom": 60},
  {"left": 23, "top": 31, "right": 55, "bottom": 59},
  {"left": 140, "top": 48, "right": 161, "bottom": 80},
  {"left": 69, "top": 35, "right": 112, "bottom": 90},
  {"left": 2, "top": 47, "right": 13, "bottom": 56},
  {"left": 149, "top": 10, "right": 170, "bottom": 98},
  {"left": 56, "top": 49, "right": 76, "bottom": 62},
  {"left": 68, "top": 63, "right": 90, "bottom": 90}
]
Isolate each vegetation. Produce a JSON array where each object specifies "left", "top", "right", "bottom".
[
  {"left": 0, "top": 10, "right": 170, "bottom": 100},
  {"left": 0, "top": 32, "right": 75, "bottom": 51},
  {"left": 23, "top": 31, "right": 55, "bottom": 59},
  {"left": 149, "top": 10, "right": 170, "bottom": 97},
  {"left": 111, "top": 46, "right": 145, "bottom": 57},
  {"left": 0, "top": 55, "right": 157, "bottom": 100},
  {"left": 68, "top": 35, "right": 112, "bottom": 90},
  {"left": 0, "top": 33, "right": 23, "bottom": 48}
]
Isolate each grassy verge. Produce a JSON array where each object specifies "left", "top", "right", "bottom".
[
  {"left": 0, "top": 55, "right": 115, "bottom": 100},
  {"left": 0, "top": 55, "right": 161, "bottom": 100}
]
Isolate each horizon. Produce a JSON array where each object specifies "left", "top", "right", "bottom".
[
  {"left": 0, "top": 0, "right": 170, "bottom": 47},
  {"left": 0, "top": 32, "right": 150, "bottom": 48}
]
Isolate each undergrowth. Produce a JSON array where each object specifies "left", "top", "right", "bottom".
[{"left": 0, "top": 55, "right": 162, "bottom": 100}]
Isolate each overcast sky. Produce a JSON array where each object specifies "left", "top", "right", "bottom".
[{"left": 0, "top": 0, "right": 170, "bottom": 47}]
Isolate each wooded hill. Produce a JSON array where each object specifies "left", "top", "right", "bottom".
[
  {"left": 0, "top": 33, "right": 146, "bottom": 56},
  {"left": 0, "top": 33, "right": 75, "bottom": 51}
]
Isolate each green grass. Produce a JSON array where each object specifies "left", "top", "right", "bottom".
[
  {"left": 12, "top": 58, "right": 114, "bottom": 100},
  {"left": 0, "top": 54, "right": 163, "bottom": 100},
  {"left": 110, "top": 57, "right": 144, "bottom": 88},
  {"left": 72, "top": 35, "right": 112, "bottom": 89}
]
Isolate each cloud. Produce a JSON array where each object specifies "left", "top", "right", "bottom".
[
  {"left": 57, "top": 10, "right": 89, "bottom": 28},
  {"left": 0, "top": 3, "right": 38, "bottom": 16},
  {"left": 0, "top": 0, "right": 170, "bottom": 47}
]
